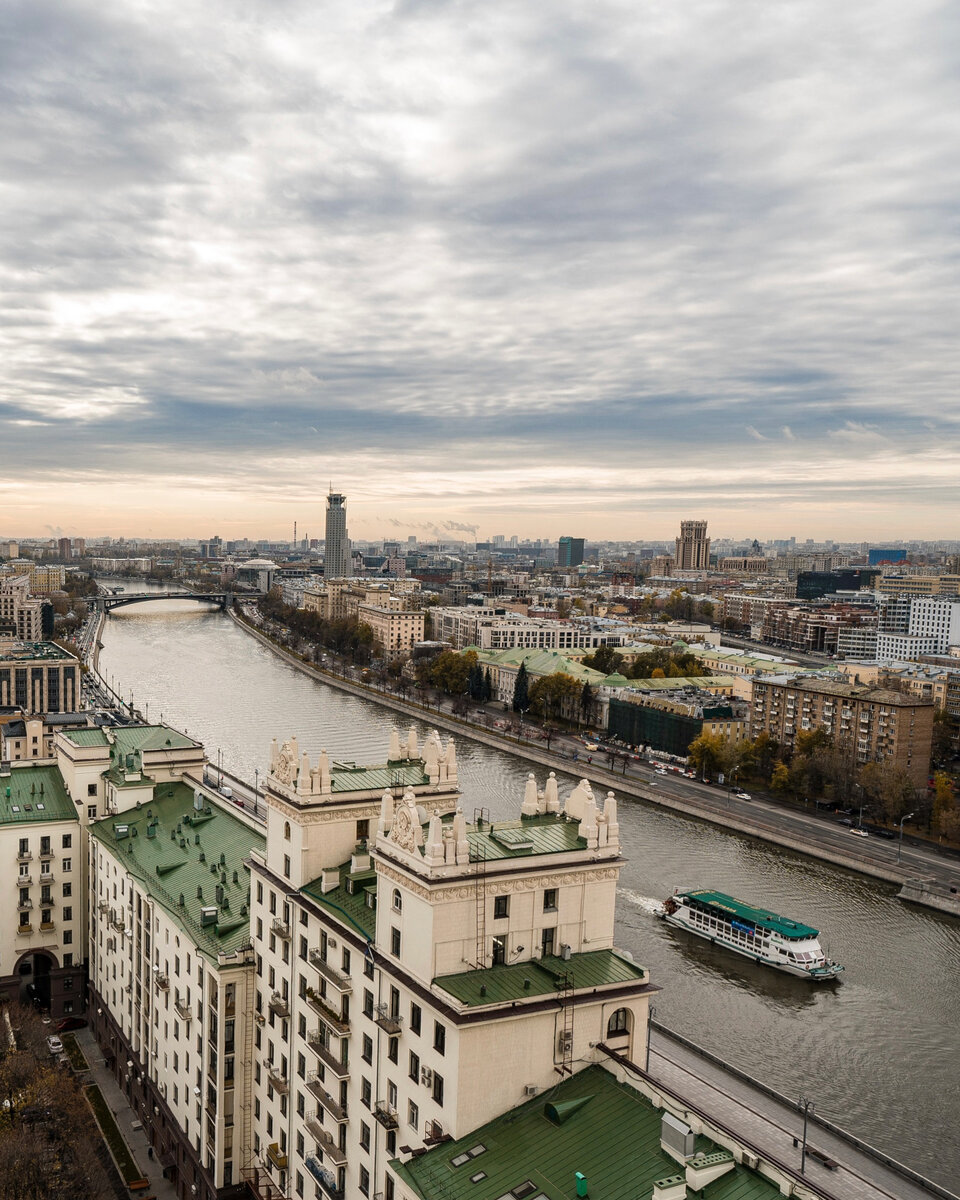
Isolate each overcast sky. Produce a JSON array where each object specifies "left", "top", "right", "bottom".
[{"left": 2, "top": 0, "right": 958, "bottom": 542}]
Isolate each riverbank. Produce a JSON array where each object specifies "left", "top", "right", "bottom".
[{"left": 229, "top": 609, "right": 934, "bottom": 894}]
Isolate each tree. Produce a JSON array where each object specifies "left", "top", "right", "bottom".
[
  {"left": 687, "top": 732, "right": 736, "bottom": 779},
  {"left": 512, "top": 662, "right": 530, "bottom": 713},
  {"left": 528, "top": 673, "right": 582, "bottom": 720},
  {"left": 931, "top": 772, "right": 957, "bottom": 839},
  {"left": 482, "top": 668, "right": 493, "bottom": 703},
  {"left": 580, "top": 682, "right": 594, "bottom": 725},
  {"left": 581, "top": 645, "right": 623, "bottom": 674},
  {"left": 430, "top": 649, "right": 476, "bottom": 696},
  {"left": 770, "top": 762, "right": 790, "bottom": 792}
]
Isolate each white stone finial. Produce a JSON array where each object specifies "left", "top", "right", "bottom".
[
  {"left": 445, "top": 738, "right": 457, "bottom": 780},
  {"left": 389, "top": 728, "right": 401, "bottom": 761},
  {"left": 453, "top": 807, "right": 470, "bottom": 864},
  {"left": 318, "top": 749, "right": 331, "bottom": 795},
  {"left": 564, "top": 778, "right": 591, "bottom": 822},
  {"left": 578, "top": 791, "right": 599, "bottom": 847},
  {"left": 407, "top": 726, "right": 419, "bottom": 759},
  {"left": 544, "top": 771, "right": 559, "bottom": 813},
  {"left": 424, "top": 809, "right": 445, "bottom": 866},
  {"left": 522, "top": 772, "right": 539, "bottom": 816},
  {"left": 377, "top": 789, "right": 395, "bottom": 838},
  {"left": 297, "top": 752, "right": 312, "bottom": 795},
  {"left": 270, "top": 738, "right": 279, "bottom": 769}
]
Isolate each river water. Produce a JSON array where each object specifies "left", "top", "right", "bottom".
[{"left": 96, "top": 585, "right": 960, "bottom": 1187}]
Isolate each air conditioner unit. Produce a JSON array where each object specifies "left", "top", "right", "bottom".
[
  {"left": 421, "top": 1067, "right": 433, "bottom": 1087},
  {"left": 557, "top": 1031, "right": 573, "bottom": 1054},
  {"left": 524, "top": 1085, "right": 539, "bottom": 1096},
  {"left": 328, "top": 937, "right": 338, "bottom": 949},
  {"left": 741, "top": 1152, "right": 759, "bottom": 1170}
]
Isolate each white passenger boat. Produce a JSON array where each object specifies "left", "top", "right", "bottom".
[{"left": 660, "top": 888, "right": 843, "bottom": 981}]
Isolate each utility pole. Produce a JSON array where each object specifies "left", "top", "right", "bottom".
[
  {"left": 798, "top": 1095, "right": 814, "bottom": 1174},
  {"left": 645, "top": 1005, "right": 656, "bottom": 1072}
]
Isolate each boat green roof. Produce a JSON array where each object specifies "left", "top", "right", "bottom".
[
  {"left": 684, "top": 890, "right": 819, "bottom": 939},
  {"left": 0, "top": 764, "right": 78, "bottom": 825},
  {"left": 89, "top": 782, "right": 263, "bottom": 958},
  {"left": 391, "top": 1063, "right": 781, "bottom": 1200},
  {"left": 302, "top": 861, "right": 377, "bottom": 942},
  {"left": 434, "top": 949, "right": 648, "bottom": 1008}
]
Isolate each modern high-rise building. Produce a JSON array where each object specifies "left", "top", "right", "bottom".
[
  {"left": 674, "top": 520, "right": 710, "bottom": 571},
  {"left": 325, "top": 491, "right": 351, "bottom": 579},
  {"left": 557, "top": 536, "right": 585, "bottom": 568}
]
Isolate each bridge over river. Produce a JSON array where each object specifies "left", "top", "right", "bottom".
[{"left": 95, "top": 591, "right": 237, "bottom": 612}]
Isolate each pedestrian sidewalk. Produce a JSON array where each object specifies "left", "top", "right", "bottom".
[{"left": 76, "top": 1028, "right": 179, "bottom": 1200}]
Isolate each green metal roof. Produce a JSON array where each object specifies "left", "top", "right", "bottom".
[
  {"left": 90, "top": 782, "right": 263, "bottom": 958},
  {"left": 0, "top": 764, "right": 78, "bottom": 825},
  {"left": 468, "top": 814, "right": 586, "bottom": 862},
  {"left": 434, "top": 950, "right": 647, "bottom": 1008},
  {"left": 683, "top": 890, "right": 819, "bottom": 940},
  {"left": 475, "top": 648, "right": 608, "bottom": 685},
  {"left": 61, "top": 728, "right": 111, "bottom": 747},
  {"left": 302, "top": 862, "right": 377, "bottom": 942},
  {"left": 392, "top": 1063, "right": 781, "bottom": 1200},
  {"left": 0, "top": 640, "right": 74, "bottom": 662},
  {"left": 60, "top": 724, "right": 199, "bottom": 752},
  {"left": 330, "top": 760, "right": 429, "bottom": 794}
]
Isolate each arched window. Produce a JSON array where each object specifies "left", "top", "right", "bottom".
[
  {"left": 284, "top": 821, "right": 291, "bottom": 840},
  {"left": 393, "top": 889, "right": 402, "bottom": 912},
  {"left": 606, "top": 1008, "right": 629, "bottom": 1037}
]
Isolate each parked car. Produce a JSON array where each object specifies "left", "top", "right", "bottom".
[
  {"left": 54, "top": 1017, "right": 87, "bottom": 1033},
  {"left": 849, "top": 827, "right": 869, "bottom": 838},
  {"left": 45, "top": 1036, "right": 63, "bottom": 1056},
  {"left": 733, "top": 790, "right": 752, "bottom": 801},
  {"left": 837, "top": 817, "right": 854, "bottom": 826}
]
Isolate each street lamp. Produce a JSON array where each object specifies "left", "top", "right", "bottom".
[
  {"left": 254, "top": 767, "right": 260, "bottom": 815},
  {"left": 897, "top": 811, "right": 915, "bottom": 864},
  {"left": 798, "top": 1095, "right": 814, "bottom": 1174}
]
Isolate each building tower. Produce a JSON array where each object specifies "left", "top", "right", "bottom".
[
  {"left": 325, "top": 489, "right": 351, "bottom": 578},
  {"left": 675, "top": 519, "right": 710, "bottom": 571},
  {"left": 557, "top": 536, "right": 585, "bottom": 568}
]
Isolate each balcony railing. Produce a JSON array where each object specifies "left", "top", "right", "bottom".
[
  {"left": 306, "top": 1074, "right": 347, "bottom": 1122},
  {"left": 306, "top": 1032, "right": 350, "bottom": 1078},
  {"left": 174, "top": 1000, "right": 192, "bottom": 1022},
  {"left": 17, "top": 898, "right": 33, "bottom": 912},
  {"left": 313, "top": 1127, "right": 348, "bottom": 1166},
  {"left": 374, "top": 1004, "right": 402, "bottom": 1035},
  {"left": 16, "top": 851, "right": 32, "bottom": 864},
  {"left": 307, "top": 994, "right": 349, "bottom": 1035},
  {"left": 16, "top": 874, "right": 32, "bottom": 886},
  {"left": 155, "top": 972, "right": 170, "bottom": 991},
  {"left": 39, "top": 849, "right": 54, "bottom": 862},
  {"left": 268, "top": 993, "right": 290, "bottom": 1018},
  {"left": 39, "top": 870, "right": 54, "bottom": 884},
  {"left": 309, "top": 950, "right": 352, "bottom": 992},
  {"left": 39, "top": 921, "right": 55, "bottom": 932},
  {"left": 270, "top": 918, "right": 291, "bottom": 940},
  {"left": 305, "top": 1156, "right": 343, "bottom": 1200},
  {"left": 266, "top": 1142, "right": 288, "bottom": 1170},
  {"left": 373, "top": 1101, "right": 399, "bottom": 1130},
  {"left": 266, "top": 1063, "right": 289, "bottom": 1094},
  {"left": 16, "top": 924, "right": 32, "bottom": 936}
]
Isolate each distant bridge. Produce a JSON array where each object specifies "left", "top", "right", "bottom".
[{"left": 96, "top": 591, "right": 231, "bottom": 613}]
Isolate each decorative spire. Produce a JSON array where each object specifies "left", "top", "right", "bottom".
[
  {"left": 407, "top": 726, "right": 419, "bottom": 759},
  {"left": 544, "top": 771, "right": 559, "bottom": 813},
  {"left": 389, "top": 728, "right": 401, "bottom": 761},
  {"left": 452, "top": 807, "right": 470, "bottom": 864},
  {"left": 522, "top": 772, "right": 539, "bottom": 816},
  {"left": 445, "top": 738, "right": 457, "bottom": 781},
  {"left": 423, "top": 809, "right": 445, "bottom": 866}
]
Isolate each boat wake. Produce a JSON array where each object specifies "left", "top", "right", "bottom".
[{"left": 618, "top": 889, "right": 663, "bottom": 916}]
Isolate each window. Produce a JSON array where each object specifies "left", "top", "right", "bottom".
[
  {"left": 87, "top": 783, "right": 97, "bottom": 796},
  {"left": 62, "top": 834, "right": 72, "bottom": 849},
  {"left": 62, "top": 883, "right": 71, "bottom": 897},
  {"left": 362, "top": 1035, "right": 373, "bottom": 1064},
  {"left": 387, "top": 1037, "right": 399, "bottom": 1064},
  {"left": 543, "top": 889, "right": 558, "bottom": 912},
  {"left": 410, "top": 1003, "right": 421, "bottom": 1035},
  {"left": 408, "top": 1100, "right": 419, "bottom": 1130},
  {"left": 433, "top": 1072, "right": 444, "bottom": 1106},
  {"left": 363, "top": 990, "right": 374, "bottom": 1019},
  {"left": 360, "top": 1121, "right": 371, "bottom": 1151},
  {"left": 494, "top": 896, "right": 509, "bottom": 920},
  {"left": 356, "top": 819, "right": 369, "bottom": 842},
  {"left": 361, "top": 1078, "right": 372, "bottom": 1109},
  {"left": 392, "top": 889, "right": 402, "bottom": 912},
  {"left": 284, "top": 821, "right": 291, "bottom": 840},
  {"left": 63, "top": 906, "right": 72, "bottom": 922},
  {"left": 62, "top": 858, "right": 72, "bottom": 873},
  {"left": 541, "top": 927, "right": 555, "bottom": 957},
  {"left": 606, "top": 1008, "right": 629, "bottom": 1037},
  {"left": 390, "top": 927, "right": 401, "bottom": 957},
  {"left": 491, "top": 937, "right": 506, "bottom": 965},
  {"left": 433, "top": 1022, "right": 445, "bottom": 1055},
  {"left": 63, "top": 930, "right": 72, "bottom": 944},
  {"left": 409, "top": 1050, "right": 420, "bottom": 1082},
  {"left": 359, "top": 1166, "right": 370, "bottom": 1196},
  {"left": 87, "top": 805, "right": 97, "bottom": 820}
]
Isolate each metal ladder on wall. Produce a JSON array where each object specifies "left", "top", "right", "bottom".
[
  {"left": 473, "top": 808, "right": 490, "bottom": 969},
  {"left": 555, "top": 971, "right": 574, "bottom": 1076}
]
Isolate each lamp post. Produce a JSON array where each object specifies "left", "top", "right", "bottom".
[
  {"left": 897, "top": 811, "right": 915, "bottom": 864},
  {"left": 798, "top": 1095, "right": 814, "bottom": 1174},
  {"left": 254, "top": 767, "right": 260, "bottom": 815}
]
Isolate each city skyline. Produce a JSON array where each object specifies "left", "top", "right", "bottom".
[{"left": 2, "top": 1, "right": 958, "bottom": 539}]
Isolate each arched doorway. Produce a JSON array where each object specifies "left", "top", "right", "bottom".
[{"left": 14, "top": 948, "right": 59, "bottom": 1012}]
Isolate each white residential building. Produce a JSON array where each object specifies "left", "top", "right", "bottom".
[{"left": 876, "top": 595, "right": 960, "bottom": 661}]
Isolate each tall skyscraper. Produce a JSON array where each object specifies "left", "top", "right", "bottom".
[
  {"left": 675, "top": 519, "right": 710, "bottom": 570},
  {"left": 558, "top": 536, "right": 585, "bottom": 567},
  {"left": 324, "top": 490, "right": 351, "bottom": 578}
]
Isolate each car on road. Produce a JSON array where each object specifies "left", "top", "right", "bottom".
[
  {"left": 54, "top": 1017, "right": 87, "bottom": 1033},
  {"left": 733, "top": 790, "right": 752, "bottom": 801},
  {"left": 849, "top": 827, "right": 869, "bottom": 838},
  {"left": 837, "top": 817, "right": 854, "bottom": 826},
  {"left": 873, "top": 829, "right": 896, "bottom": 839},
  {"left": 45, "top": 1036, "right": 63, "bottom": 1056},
  {"left": 654, "top": 767, "right": 668, "bottom": 776}
]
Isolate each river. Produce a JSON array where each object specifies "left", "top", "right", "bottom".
[{"left": 95, "top": 584, "right": 960, "bottom": 1188}]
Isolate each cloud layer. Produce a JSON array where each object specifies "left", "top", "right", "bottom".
[{"left": 2, "top": 0, "right": 958, "bottom": 538}]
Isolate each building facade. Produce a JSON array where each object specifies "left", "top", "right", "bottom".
[
  {"left": 325, "top": 493, "right": 351, "bottom": 580},
  {"left": 750, "top": 675, "right": 934, "bottom": 789},
  {"left": 0, "top": 640, "right": 81, "bottom": 715},
  {"left": 557, "top": 537, "right": 585, "bottom": 568},
  {"left": 674, "top": 520, "right": 710, "bottom": 571},
  {"left": 876, "top": 595, "right": 960, "bottom": 661}
]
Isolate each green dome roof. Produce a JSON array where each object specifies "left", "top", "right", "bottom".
[{"left": 603, "top": 672, "right": 629, "bottom": 686}]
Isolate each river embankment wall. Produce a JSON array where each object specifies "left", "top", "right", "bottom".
[{"left": 229, "top": 610, "right": 935, "bottom": 894}]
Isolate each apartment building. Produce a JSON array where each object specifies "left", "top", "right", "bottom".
[
  {"left": 674, "top": 520, "right": 710, "bottom": 571},
  {"left": 357, "top": 604, "right": 425, "bottom": 656},
  {"left": 246, "top": 731, "right": 652, "bottom": 1200},
  {"left": 718, "top": 594, "right": 788, "bottom": 636},
  {"left": 876, "top": 595, "right": 960, "bottom": 661},
  {"left": 0, "top": 761, "right": 85, "bottom": 1016},
  {"left": 759, "top": 603, "right": 877, "bottom": 656},
  {"left": 0, "top": 575, "right": 51, "bottom": 640},
  {"left": 876, "top": 574, "right": 960, "bottom": 599},
  {"left": 0, "top": 639, "right": 81, "bottom": 715},
  {"left": 750, "top": 675, "right": 934, "bottom": 789},
  {"left": 88, "top": 783, "right": 262, "bottom": 1199},
  {"left": 608, "top": 690, "right": 749, "bottom": 759},
  {"left": 304, "top": 581, "right": 420, "bottom": 624}
]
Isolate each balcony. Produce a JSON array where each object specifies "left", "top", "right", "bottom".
[
  {"left": 307, "top": 994, "right": 349, "bottom": 1035},
  {"left": 374, "top": 1003, "right": 402, "bottom": 1035},
  {"left": 305, "top": 1112, "right": 326, "bottom": 1142},
  {"left": 17, "top": 898, "right": 33, "bottom": 912},
  {"left": 39, "top": 869, "right": 55, "bottom": 884},
  {"left": 374, "top": 1101, "right": 399, "bottom": 1130},
  {"left": 39, "top": 848, "right": 54, "bottom": 863},
  {"left": 266, "top": 1063, "right": 289, "bottom": 1094},
  {"left": 39, "top": 921, "right": 55, "bottom": 932},
  {"left": 266, "top": 1142, "right": 288, "bottom": 1171},
  {"left": 155, "top": 972, "right": 170, "bottom": 991},
  {"left": 312, "top": 1126, "right": 348, "bottom": 1166},
  {"left": 306, "top": 1074, "right": 347, "bottom": 1122},
  {"left": 174, "top": 999, "right": 192, "bottom": 1022},
  {"left": 16, "top": 850, "right": 32, "bottom": 864},
  {"left": 268, "top": 992, "right": 290, "bottom": 1018},
  {"left": 16, "top": 924, "right": 32, "bottom": 936},
  {"left": 17, "top": 874, "right": 33, "bottom": 887},
  {"left": 309, "top": 950, "right": 352, "bottom": 993},
  {"left": 110, "top": 914, "right": 125, "bottom": 934},
  {"left": 306, "top": 1032, "right": 350, "bottom": 1078},
  {"left": 305, "top": 1156, "right": 343, "bottom": 1200},
  {"left": 270, "top": 918, "right": 291, "bottom": 940}
]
